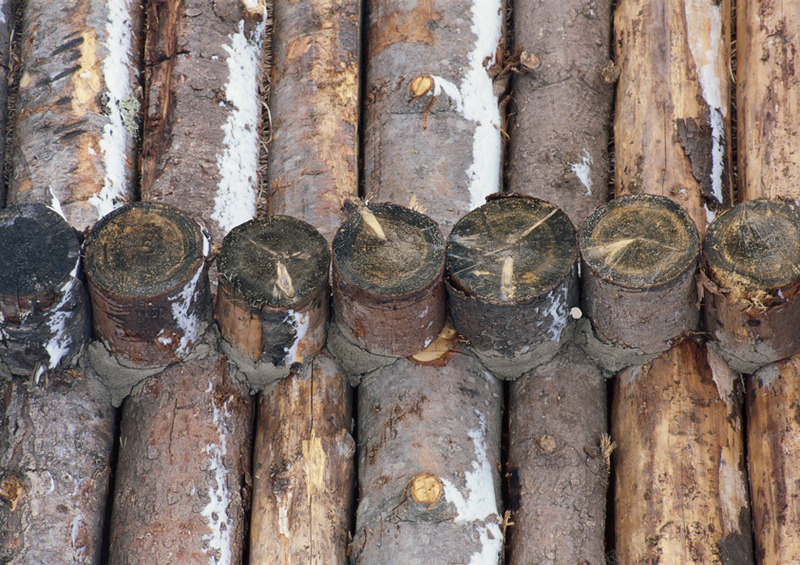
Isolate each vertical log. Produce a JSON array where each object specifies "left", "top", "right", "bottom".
[
  {"left": 614, "top": 0, "right": 733, "bottom": 233},
  {"left": 506, "top": 0, "right": 614, "bottom": 226},
  {"left": 7, "top": 0, "right": 143, "bottom": 230},
  {"left": 265, "top": 0, "right": 359, "bottom": 243},
  {"left": 0, "top": 0, "right": 15, "bottom": 208},
  {"left": 140, "top": 0, "right": 268, "bottom": 244},
  {"left": 109, "top": 354, "right": 253, "bottom": 564},
  {"left": 363, "top": 0, "right": 507, "bottom": 236}
]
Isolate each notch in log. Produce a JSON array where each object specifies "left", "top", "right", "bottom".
[
  {"left": 445, "top": 195, "right": 578, "bottom": 379},
  {"left": 579, "top": 194, "right": 700, "bottom": 355},
  {"left": 332, "top": 203, "right": 446, "bottom": 357},
  {"left": 0, "top": 203, "right": 90, "bottom": 379},
  {"left": 703, "top": 199, "right": 800, "bottom": 373},
  {"left": 216, "top": 215, "right": 330, "bottom": 389},
  {"left": 83, "top": 201, "right": 211, "bottom": 367}
]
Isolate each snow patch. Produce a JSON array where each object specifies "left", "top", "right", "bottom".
[
  {"left": 201, "top": 387, "right": 234, "bottom": 565},
  {"left": 36, "top": 262, "right": 80, "bottom": 382},
  {"left": 441, "top": 413, "right": 502, "bottom": 564},
  {"left": 283, "top": 309, "right": 310, "bottom": 365},
  {"left": 211, "top": 17, "right": 266, "bottom": 236},
  {"left": 170, "top": 263, "right": 205, "bottom": 356},
  {"left": 571, "top": 148, "right": 593, "bottom": 195},
  {"left": 47, "top": 187, "right": 67, "bottom": 220},
  {"left": 534, "top": 284, "right": 570, "bottom": 342}
]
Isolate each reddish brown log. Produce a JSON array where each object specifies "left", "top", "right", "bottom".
[
  {"left": 265, "top": 0, "right": 359, "bottom": 243},
  {"left": 0, "top": 367, "right": 115, "bottom": 564},
  {"left": 140, "top": 0, "right": 268, "bottom": 244},
  {"left": 109, "top": 354, "right": 252, "bottom": 564},
  {"left": 7, "top": 0, "right": 142, "bottom": 230},
  {"left": 249, "top": 350, "right": 354, "bottom": 564}
]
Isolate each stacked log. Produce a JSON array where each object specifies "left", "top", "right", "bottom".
[
  {"left": 0, "top": 0, "right": 14, "bottom": 207},
  {"left": 6, "top": 0, "right": 142, "bottom": 230},
  {"left": 0, "top": 204, "right": 114, "bottom": 563},
  {"left": 734, "top": 1, "right": 800, "bottom": 559}
]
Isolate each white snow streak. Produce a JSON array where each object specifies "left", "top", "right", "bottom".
[
  {"left": 170, "top": 264, "right": 204, "bottom": 356},
  {"left": 48, "top": 187, "right": 67, "bottom": 220},
  {"left": 36, "top": 262, "right": 80, "bottom": 382},
  {"left": 571, "top": 148, "right": 593, "bottom": 195},
  {"left": 201, "top": 387, "right": 234, "bottom": 565},
  {"left": 211, "top": 16, "right": 267, "bottom": 235},
  {"left": 283, "top": 309, "right": 310, "bottom": 365}
]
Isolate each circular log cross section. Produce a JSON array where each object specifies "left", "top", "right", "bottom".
[
  {"left": 445, "top": 196, "right": 578, "bottom": 378},
  {"left": 216, "top": 216, "right": 330, "bottom": 371},
  {"left": 703, "top": 199, "right": 800, "bottom": 372},
  {"left": 332, "top": 203, "right": 446, "bottom": 357},
  {"left": 0, "top": 203, "right": 89, "bottom": 378},
  {"left": 84, "top": 202, "right": 211, "bottom": 366},
  {"left": 579, "top": 194, "right": 700, "bottom": 354}
]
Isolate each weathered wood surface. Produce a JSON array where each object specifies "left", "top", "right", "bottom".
[
  {"left": 265, "top": 0, "right": 359, "bottom": 243},
  {"left": 506, "top": 0, "right": 614, "bottom": 226},
  {"left": 613, "top": 340, "right": 752, "bottom": 563},
  {"left": 249, "top": 350, "right": 354, "bottom": 564},
  {"left": 109, "top": 354, "right": 252, "bottom": 564},
  {"left": 7, "top": 0, "right": 142, "bottom": 230},
  {"left": 362, "top": 0, "right": 507, "bottom": 236},
  {"left": 614, "top": 0, "right": 733, "bottom": 233},
  {"left": 0, "top": 368, "right": 115, "bottom": 564},
  {"left": 0, "top": 0, "right": 15, "bottom": 208},
  {"left": 140, "top": 0, "right": 267, "bottom": 244}
]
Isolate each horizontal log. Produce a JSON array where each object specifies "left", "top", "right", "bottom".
[
  {"left": 216, "top": 215, "right": 330, "bottom": 390},
  {"left": 84, "top": 202, "right": 212, "bottom": 369},
  {"left": 703, "top": 199, "right": 800, "bottom": 373},
  {"left": 332, "top": 203, "right": 446, "bottom": 356},
  {"left": 0, "top": 204, "right": 90, "bottom": 379},
  {"left": 580, "top": 194, "right": 700, "bottom": 355},
  {"left": 446, "top": 195, "right": 578, "bottom": 379}
]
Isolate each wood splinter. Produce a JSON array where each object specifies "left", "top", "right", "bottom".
[{"left": 446, "top": 195, "right": 578, "bottom": 379}]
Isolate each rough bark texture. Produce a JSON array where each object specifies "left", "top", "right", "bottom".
[
  {"left": 613, "top": 340, "right": 753, "bottom": 563},
  {"left": 249, "top": 350, "right": 354, "bottom": 564},
  {"left": 446, "top": 196, "right": 579, "bottom": 379},
  {"left": 332, "top": 203, "right": 446, "bottom": 357},
  {"left": 363, "top": 0, "right": 508, "bottom": 236},
  {"left": 7, "top": 0, "right": 142, "bottom": 231},
  {"left": 140, "top": 0, "right": 267, "bottom": 244},
  {"left": 352, "top": 354, "right": 504, "bottom": 564},
  {"left": 0, "top": 0, "right": 14, "bottom": 208},
  {"left": 746, "top": 354, "right": 800, "bottom": 563},
  {"left": 84, "top": 202, "right": 212, "bottom": 367},
  {"left": 0, "top": 367, "right": 115, "bottom": 564},
  {"left": 265, "top": 0, "right": 359, "bottom": 243},
  {"left": 580, "top": 194, "right": 700, "bottom": 354},
  {"left": 506, "top": 344, "right": 608, "bottom": 564},
  {"left": 506, "top": 0, "right": 614, "bottom": 226},
  {"left": 614, "top": 0, "right": 733, "bottom": 234},
  {"left": 702, "top": 199, "right": 800, "bottom": 373},
  {"left": 0, "top": 204, "right": 90, "bottom": 378},
  {"left": 736, "top": 0, "right": 800, "bottom": 202},
  {"left": 109, "top": 354, "right": 252, "bottom": 565}
]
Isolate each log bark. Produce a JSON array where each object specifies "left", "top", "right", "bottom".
[
  {"left": 7, "top": 0, "right": 142, "bottom": 231},
  {"left": 580, "top": 194, "right": 700, "bottom": 354},
  {"left": 351, "top": 354, "right": 504, "bottom": 563},
  {"left": 613, "top": 339, "right": 752, "bottom": 563},
  {"left": 0, "top": 203, "right": 90, "bottom": 379},
  {"left": 0, "top": 367, "right": 115, "bottom": 564},
  {"left": 746, "top": 353, "right": 800, "bottom": 563},
  {"left": 265, "top": 0, "right": 359, "bottom": 243},
  {"left": 506, "top": 344, "right": 608, "bottom": 564},
  {"left": 215, "top": 215, "right": 330, "bottom": 390},
  {"left": 0, "top": 0, "right": 14, "bottom": 208},
  {"left": 84, "top": 201, "right": 212, "bottom": 368},
  {"left": 140, "top": 0, "right": 268, "bottom": 244},
  {"left": 109, "top": 354, "right": 253, "bottom": 564},
  {"left": 736, "top": 0, "right": 800, "bottom": 202},
  {"left": 613, "top": 0, "right": 733, "bottom": 233},
  {"left": 332, "top": 203, "right": 446, "bottom": 357},
  {"left": 506, "top": 0, "right": 614, "bottom": 226},
  {"left": 362, "top": 0, "right": 508, "bottom": 236},
  {"left": 702, "top": 199, "right": 800, "bottom": 373},
  {"left": 249, "top": 350, "right": 354, "bottom": 564},
  {"left": 446, "top": 195, "right": 578, "bottom": 379}
]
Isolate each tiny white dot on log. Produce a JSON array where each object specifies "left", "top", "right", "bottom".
[{"left": 570, "top": 307, "right": 583, "bottom": 319}]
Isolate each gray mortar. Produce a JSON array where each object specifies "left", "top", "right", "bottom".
[
  {"left": 326, "top": 321, "right": 399, "bottom": 386},
  {"left": 218, "top": 338, "right": 292, "bottom": 393},
  {"left": 572, "top": 317, "right": 663, "bottom": 376},
  {"left": 706, "top": 336, "right": 779, "bottom": 376}
]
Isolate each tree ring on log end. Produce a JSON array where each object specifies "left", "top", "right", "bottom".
[
  {"left": 0, "top": 204, "right": 89, "bottom": 377},
  {"left": 445, "top": 196, "right": 578, "bottom": 376},
  {"left": 703, "top": 199, "right": 800, "bottom": 372},
  {"left": 332, "top": 203, "right": 446, "bottom": 357},
  {"left": 409, "top": 472, "right": 442, "bottom": 506},
  {"left": 579, "top": 195, "right": 700, "bottom": 353},
  {"left": 84, "top": 202, "right": 211, "bottom": 366},
  {"left": 216, "top": 216, "right": 330, "bottom": 374}
]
